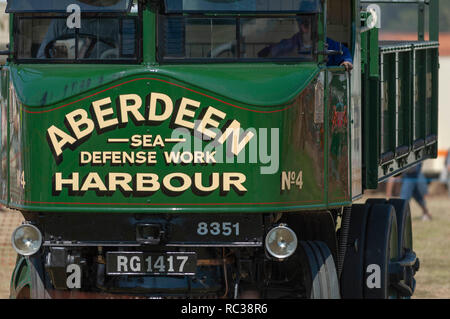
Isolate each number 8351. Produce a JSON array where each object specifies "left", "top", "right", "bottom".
[{"left": 197, "top": 222, "right": 240, "bottom": 236}]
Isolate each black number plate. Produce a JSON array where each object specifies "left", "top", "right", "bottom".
[
  {"left": 106, "top": 252, "right": 197, "bottom": 275},
  {"left": 169, "top": 214, "right": 263, "bottom": 246}
]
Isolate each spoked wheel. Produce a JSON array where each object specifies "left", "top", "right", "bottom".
[{"left": 298, "top": 241, "right": 340, "bottom": 299}]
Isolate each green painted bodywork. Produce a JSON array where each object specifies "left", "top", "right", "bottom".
[
  {"left": 11, "top": 63, "right": 319, "bottom": 108},
  {"left": 5, "top": 63, "right": 348, "bottom": 213},
  {"left": 1, "top": 1, "right": 440, "bottom": 214},
  {"left": 328, "top": 70, "right": 350, "bottom": 203},
  {"left": 0, "top": 1, "right": 359, "bottom": 214},
  {"left": 10, "top": 256, "right": 31, "bottom": 299}
]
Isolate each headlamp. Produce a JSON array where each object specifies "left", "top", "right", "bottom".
[
  {"left": 11, "top": 224, "right": 43, "bottom": 256},
  {"left": 265, "top": 224, "right": 298, "bottom": 260}
]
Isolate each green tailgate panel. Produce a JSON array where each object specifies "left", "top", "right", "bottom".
[{"left": 361, "top": 34, "right": 439, "bottom": 188}]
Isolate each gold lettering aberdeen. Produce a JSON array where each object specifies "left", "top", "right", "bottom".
[{"left": 47, "top": 92, "right": 255, "bottom": 160}]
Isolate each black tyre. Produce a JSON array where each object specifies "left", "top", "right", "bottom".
[
  {"left": 387, "top": 199, "right": 418, "bottom": 297},
  {"left": 341, "top": 201, "right": 402, "bottom": 299},
  {"left": 363, "top": 203, "right": 399, "bottom": 299},
  {"left": 29, "top": 256, "right": 51, "bottom": 299},
  {"left": 386, "top": 199, "right": 413, "bottom": 258},
  {"left": 340, "top": 204, "right": 371, "bottom": 298},
  {"left": 298, "top": 241, "right": 340, "bottom": 299},
  {"left": 366, "top": 198, "right": 412, "bottom": 256}
]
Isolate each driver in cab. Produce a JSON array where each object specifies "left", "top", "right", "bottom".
[
  {"left": 37, "top": 0, "right": 121, "bottom": 59},
  {"left": 258, "top": 17, "right": 354, "bottom": 71}
]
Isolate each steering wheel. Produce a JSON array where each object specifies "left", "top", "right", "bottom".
[
  {"left": 44, "top": 33, "right": 118, "bottom": 59},
  {"left": 100, "top": 48, "right": 120, "bottom": 59},
  {"left": 208, "top": 40, "right": 238, "bottom": 58}
]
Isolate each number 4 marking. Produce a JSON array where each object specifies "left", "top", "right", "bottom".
[
  {"left": 281, "top": 170, "right": 303, "bottom": 191},
  {"left": 296, "top": 171, "right": 303, "bottom": 190}
]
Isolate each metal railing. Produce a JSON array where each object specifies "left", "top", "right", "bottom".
[{"left": 360, "top": 0, "right": 439, "bottom": 42}]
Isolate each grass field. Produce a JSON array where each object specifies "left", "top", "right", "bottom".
[
  {"left": 409, "top": 195, "right": 450, "bottom": 298},
  {"left": 0, "top": 191, "right": 449, "bottom": 299},
  {"left": 360, "top": 186, "right": 450, "bottom": 299}
]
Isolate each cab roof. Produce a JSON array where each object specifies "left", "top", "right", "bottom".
[
  {"left": 6, "top": 0, "right": 132, "bottom": 13},
  {"left": 164, "top": 0, "right": 322, "bottom": 13}
]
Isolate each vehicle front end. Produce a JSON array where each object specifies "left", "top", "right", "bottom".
[{"left": 5, "top": 0, "right": 349, "bottom": 299}]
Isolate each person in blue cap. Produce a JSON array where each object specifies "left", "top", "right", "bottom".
[{"left": 258, "top": 17, "right": 353, "bottom": 71}]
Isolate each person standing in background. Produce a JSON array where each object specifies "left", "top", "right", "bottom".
[
  {"left": 444, "top": 149, "right": 450, "bottom": 196},
  {"left": 386, "top": 163, "right": 432, "bottom": 221}
]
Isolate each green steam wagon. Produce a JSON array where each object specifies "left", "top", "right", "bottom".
[{"left": 1, "top": 0, "right": 439, "bottom": 298}]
